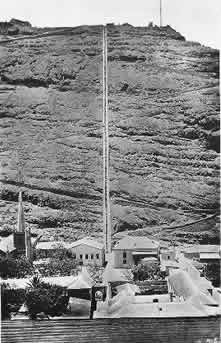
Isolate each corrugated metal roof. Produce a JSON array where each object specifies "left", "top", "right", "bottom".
[{"left": 113, "top": 236, "right": 159, "bottom": 250}]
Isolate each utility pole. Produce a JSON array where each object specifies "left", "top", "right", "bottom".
[
  {"left": 102, "top": 25, "right": 111, "bottom": 262},
  {"left": 160, "top": 0, "right": 162, "bottom": 27}
]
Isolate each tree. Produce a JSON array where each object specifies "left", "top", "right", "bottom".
[
  {"left": 0, "top": 256, "right": 34, "bottom": 279},
  {"left": 37, "top": 257, "right": 79, "bottom": 277},
  {"left": 1, "top": 283, "right": 26, "bottom": 319},
  {"left": 203, "top": 262, "right": 220, "bottom": 287},
  {"left": 1, "top": 283, "right": 11, "bottom": 320},
  {"left": 25, "top": 276, "right": 69, "bottom": 319},
  {"left": 132, "top": 262, "right": 164, "bottom": 282}
]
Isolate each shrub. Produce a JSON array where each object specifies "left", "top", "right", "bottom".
[
  {"left": 37, "top": 257, "right": 79, "bottom": 277},
  {"left": 203, "top": 262, "right": 220, "bottom": 287},
  {"left": 0, "top": 256, "right": 34, "bottom": 279},
  {"left": 35, "top": 245, "right": 73, "bottom": 260},
  {"left": 1, "top": 283, "right": 27, "bottom": 319},
  {"left": 132, "top": 262, "right": 164, "bottom": 281},
  {"left": 1, "top": 283, "right": 11, "bottom": 319},
  {"left": 25, "top": 276, "right": 69, "bottom": 319}
]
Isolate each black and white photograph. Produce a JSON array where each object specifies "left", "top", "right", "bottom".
[{"left": 0, "top": 1, "right": 220, "bottom": 342}]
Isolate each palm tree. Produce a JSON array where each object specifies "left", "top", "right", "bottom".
[{"left": 27, "top": 275, "right": 42, "bottom": 289}]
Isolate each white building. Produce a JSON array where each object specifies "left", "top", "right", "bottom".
[
  {"left": 112, "top": 236, "right": 160, "bottom": 268},
  {"left": 68, "top": 238, "right": 104, "bottom": 266}
]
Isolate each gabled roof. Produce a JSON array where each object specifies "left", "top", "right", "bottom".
[
  {"left": 68, "top": 237, "right": 103, "bottom": 250},
  {"left": 113, "top": 236, "right": 159, "bottom": 250},
  {"left": 0, "top": 234, "right": 15, "bottom": 253},
  {"left": 67, "top": 275, "right": 92, "bottom": 289}
]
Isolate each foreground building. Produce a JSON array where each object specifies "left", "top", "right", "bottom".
[{"left": 112, "top": 236, "right": 160, "bottom": 268}]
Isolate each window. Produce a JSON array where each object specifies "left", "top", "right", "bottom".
[
  {"left": 85, "top": 254, "right": 88, "bottom": 259},
  {"left": 80, "top": 254, "right": 83, "bottom": 259},
  {"left": 168, "top": 256, "right": 170, "bottom": 260},
  {"left": 96, "top": 253, "right": 99, "bottom": 259},
  {"left": 123, "top": 259, "right": 127, "bottom": 264},
  {"left": 123, "top": 251, "right": 127, "bottom": 258},
  {"left": 91, "top": 254, "right": 94, "bottom": 259},
  {"left": 73, "top": 254, "right": 76, "bottom": 259}
]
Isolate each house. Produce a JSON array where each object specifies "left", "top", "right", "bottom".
[
  {"left": 68, "top": 238, "right": 104, "bottom": 266},
  {"left": 112, "top": 236, "right": 160, "bottom": 268},
  {"left": 181, "top": 245, "right": 220, "bottom": 263},
  {"left": 35, "top": 241, "right": 68, "bottom": 258}
]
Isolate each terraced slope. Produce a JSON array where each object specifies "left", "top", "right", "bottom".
[{"left": 0, "top": 24, "right": 219, "bottom": 242}]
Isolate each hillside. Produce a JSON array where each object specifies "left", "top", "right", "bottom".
[{"left": 0, "top": 22, "right": 219, "bottom": 243}]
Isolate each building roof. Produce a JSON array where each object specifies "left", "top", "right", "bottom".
[
  {"left": 183, "top": 245, "right": 220, "bottom": 254},
  {"left": 113, "top": 236, "right": 159, "bottom": 250},
  {"left": 68, "top": 237, "right": 103, "bottom": 250},
  {"left": 199, "top": 252, "right": 220, "bottom": 260},
  {"left": 132, "top": 251, "right": 158, "bottom": 256},
  {"left": 35, "top": 241, "right": 68, "bottom": 250},
  {"left": 43, "top": 276, "right": 77, "bottom": 288},
  {"left": 67, "top": 275, "right": 92, "bottom": 289},
  {"left": 1, "top": 278, "right": 29, "bottom": 289},
  {"left": 0, "top": 234, "right": 15, "bottom": 253}
]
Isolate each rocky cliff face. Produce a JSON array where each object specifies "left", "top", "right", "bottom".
[{"left": 0, "top": 24, "right": 219, "bottom": 243}]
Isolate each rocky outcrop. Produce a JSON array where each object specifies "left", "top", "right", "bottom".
[{"left": 0, "top": 23, "right": 219, "bottom": 242}]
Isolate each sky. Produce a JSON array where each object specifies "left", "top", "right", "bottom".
[{"left": 0, "top": 0, "right": 220, "bottom": 49}]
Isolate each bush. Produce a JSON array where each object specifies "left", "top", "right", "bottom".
[
  {"left": 1, "top": 283, "right": 11, "bottom": 319},
  {"left": 203, "top": 262, "right": 220, "bottom": 287},
  {"left": 132, "top": 262, "right": 164, "bottom": 282},
  {"left": 0, "top": 256, "right": 34, "bottom": 279},
  {"left": 35, "top": 246, "right": 73, "bottom": 260},
  {"left": 37, "top": 257, "right": 79, "bottom": 277},
  {"left": 1, "top": 283, "right": 27, "bottom": 319},
  {"left": 25, "top": 276, "right": 69, "bottom": 319}
]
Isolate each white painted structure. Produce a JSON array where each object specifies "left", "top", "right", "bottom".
[
  {"left": 113, "top": 236, "right": 160, "bottom": 268},
  {"left": 68, "top": 238, "right": 104, "bottom": 266}
]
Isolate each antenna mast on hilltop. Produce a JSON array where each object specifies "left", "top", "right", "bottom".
[
  {"left": 102, "top": 25, "right": 111, "bottom": 261},
  {"left": 160, "top": 0, "right": 162, "bottom": 27}
]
